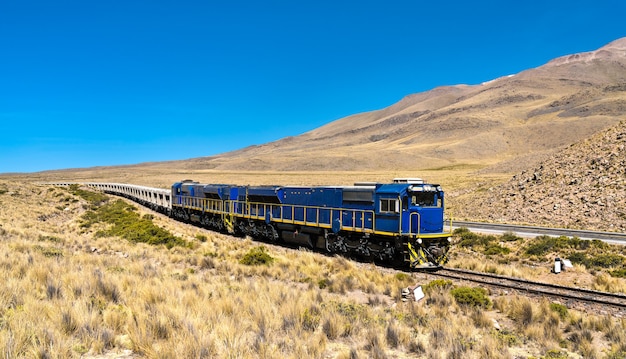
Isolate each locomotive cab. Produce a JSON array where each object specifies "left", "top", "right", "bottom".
[
  {"left": 405, "top": 184, "right": 444, "bottom": 234},
  {"left": 374, "top": 183, "right": 445, "bottom": 235}
]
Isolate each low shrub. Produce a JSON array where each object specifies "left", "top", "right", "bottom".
[
  {"left": 549, "top": 302, "right": 569, "bottom": 320},
  {"left": 501, "top": 231, "right": 522, "bottom": 242},
  {"left": 568, "top": 252, "right": 625, "bottom": 272},
  {"left": 81, "top": 199, "right": 188, "bottom": 248},
  {"left": 568, "top": 252, "right": 589, "bottom": 267},
  {"left": 324, "top": 301, "right": 368, "bottom": 324},
  {"left": 69, "top": 185, "right": 109, "bottom": 207},
  {"left": 142, "top": 213, "right": 154, "bottom": 220},
  {"left": 455, "top": 228, "right": 497, "bottom": 249},
  {"left": 610, "top": 268, "right": 626, "bottom": 278},
  {"left": 455, "top": 228, "right": 512, "bottom": 256},
  {"left": 35, "top": 245, "right": 63, "bottom": 258},
  {"left": 524, "top": 235, "right": 594, "bottom": 257},
  {"left": 450, "top": 286, "right": 491, "bottom": 309},
  {"left": 525, "top": 236, "right": 560, "bottom": 256},
  {"left": 590, "top": 254, "right": 624, "bottom": 268},
  {"left": 422, "top": 279, "right": 453, "bottom": 294},
  {"left": 301, "top": 306, "right": 321, "bottom": 331},
  {"left": 493, "top": 329, "right": 521, "bottom": 347},
  {"left": 240, "top": 246, "right": 275, "bottom": 266},
  {"left": 318, "top": 278, "right": 331, "bottom": 289},
  {"left": 484, "top": 244, "right": 510, "bottom": 256}
]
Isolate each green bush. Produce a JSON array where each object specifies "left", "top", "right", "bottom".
[
  {"left": 589, "top": 239, "right": 609, "bottom": 250},
  {"left": 525, "top": 236, "right": 559, "bottom": 256},
  {"left": 549, "top": 302, "right": 569, "bottom": 320},
  {"left": 610, "top": 268, "right": 626, "bottom": 278},
  {"left": 493, "top": 329, "right": 520, "bottom": 346},
  {"left": 591, "top": 254, "right": 624, "bottom": 268},
  {"left": 35, "top": 245, "right": 63, "bottom": 258},
  {"left": 81, "top": 199, "right": 188, "bottom": 248},
  {"left": 239, "top": 246, "right": 275, "bottom": 266},
  {"left": 301, "top": 306, "right": 321, "bottom": 331},
  {"left": 567, "top": 252, "right": 589, "bottom": 267},
  {"left": 450, "top": 286, "right": 491, "bottom": 309},
  {"left": 455, "top": 228, "right": 497, "bottom": 248},
  {"left": 68, "top": 185, "right": 109, "bottom": 207},
  {"left": 524, "top": 235, "right": 597, "bottom": 257},
  {"left": 564, "top": 236, "right": 590, "bottom": 250},
  {"left": 501, "top": 231, "right": 522, "bottom": 242},
  {"left": 484, "top": 244, "right": 510, "bottom": 256},
  {"left": 455, "top": 227, "right": 514, "bottom": 258},
  {"left": 569, "top": 252, "right": 625, "bottom": 271},
  {"left": 317, "top": 278, "right": 331, "bottom": 289},
  {"left": 422, "top": 279, "right": 453, "bottom": 294}
]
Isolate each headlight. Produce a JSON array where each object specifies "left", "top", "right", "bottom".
[{"left": 417, "top": 238, "right": 422, "bottom": 244}]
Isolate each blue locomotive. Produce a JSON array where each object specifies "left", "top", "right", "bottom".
[{"left": 171, "top": 178, "right": 451, "bottom": 269}]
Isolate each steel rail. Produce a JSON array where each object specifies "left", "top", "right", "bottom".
[
  {"left": 436, "top": 268, "right": 626, "bottom": 311},
  {"left": 447, "top": 220, "right": 626, "bottom": 243}
]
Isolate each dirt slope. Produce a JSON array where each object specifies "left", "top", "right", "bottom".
[{"left": 454, "top": 120, "right": 626, "bottom": 232}]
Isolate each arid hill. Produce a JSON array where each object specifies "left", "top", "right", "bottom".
[
  {"left": 454, "top": 119, "right": 626, "bottom": 232},
  {"left": 176, "top": 37, "right": 626, "bottom": 173},
  {"left": 24, "top": 38, "right": 626, "bottom": 177}
]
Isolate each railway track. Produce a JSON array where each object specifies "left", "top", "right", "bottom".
[
  {"left": 448, "top": 220, "right": 626, "bottom": 244},
  {"left": 435, "top": 267, "right": 626, "bottom": 316},
  {"left": 49, "top": 182, "right": 626, "bottom": 316}
]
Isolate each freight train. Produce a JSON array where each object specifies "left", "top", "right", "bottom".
[{"left": 69, "top": 178, "right": 452, "bottom": 269}]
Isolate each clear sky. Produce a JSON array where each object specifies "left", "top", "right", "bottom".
[{"left": 1, "top": 1, "right": 624, "bottom": 173}]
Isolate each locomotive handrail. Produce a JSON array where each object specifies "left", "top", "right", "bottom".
[
  {"left": 177, "top": 196, "right": 225, "bottom": 213},
  {"left": 409, "top": 212, "right": 421, "bottom": 237},
  {"left": 225, "top": 200, "right": 376, "bottom": 233},
  {"left": 172, "top": 195, "right": 452, "bottom": 238}
]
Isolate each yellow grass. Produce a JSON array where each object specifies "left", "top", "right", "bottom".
[{"left": 1, "top": 179, "right": 625, "bottom": 358}]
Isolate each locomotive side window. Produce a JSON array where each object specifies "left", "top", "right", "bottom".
[{"left": 380, "top": 198, "right": 399, "bottom": 213}]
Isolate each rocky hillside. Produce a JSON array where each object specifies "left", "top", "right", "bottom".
[
  {"left": 177, "top": 37, "right": 626, "bottom": 173},
  {"left": 454, "top": 120, "right": 626, "bottom": 232}
]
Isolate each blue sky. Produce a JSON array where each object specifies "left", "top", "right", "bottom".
[{"left": 1, "top": 1, "right": 624, "bottom": 173}]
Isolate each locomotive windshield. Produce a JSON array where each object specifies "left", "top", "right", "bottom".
[{"left": 409, "top": 185, "right": 442, "bottom": 207}]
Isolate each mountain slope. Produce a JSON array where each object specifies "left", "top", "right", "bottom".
[
  {"left": 454, "top": 119, "right": 626, "bottom": 232},
  {"left": 180, "top": 37, "right": 626, "bottom": 172}
]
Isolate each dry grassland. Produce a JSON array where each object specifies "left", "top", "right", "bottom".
[{"left": 1, "top": 180, "right": 625, "bottom": 358}]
